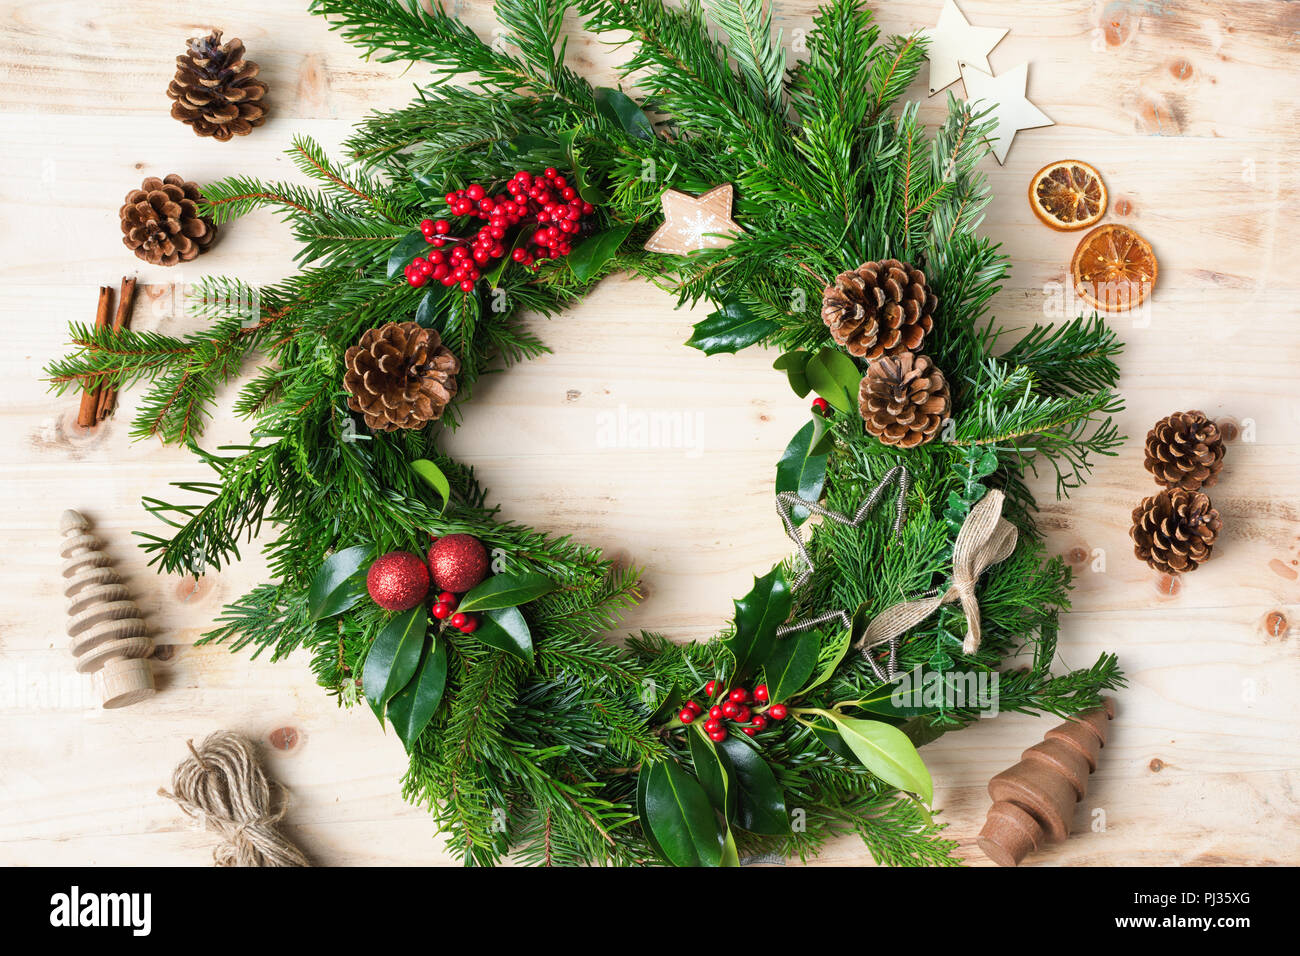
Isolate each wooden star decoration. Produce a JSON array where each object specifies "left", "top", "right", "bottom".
[
  {"left": 920, "top": 0, "right": 1007, "bottom": 97},
  {"left": 643, "top": 184, "right": 741, "bottom": 255},
  {"left": 959, "top": 62, "right": 1053, "bottom": 164}
]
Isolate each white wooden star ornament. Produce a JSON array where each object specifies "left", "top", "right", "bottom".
[
  {"left": 959, "top": 62, "right": 1053, "bottom": 165},
  {"left": 644, "top": 184, "right": 741, "bottom": 255},
  {"left": 920, "top": 0, "right": 1007, "bottom": 97}
]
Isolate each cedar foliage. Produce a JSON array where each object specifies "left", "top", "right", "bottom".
[{"left": 46, "top": 0, "right": 1125, "bottom": 866}]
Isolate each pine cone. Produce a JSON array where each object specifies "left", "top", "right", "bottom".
[
  {"left": 859, "top": 352, "right": 950, "bottom": 448},
  {"left": 343, "top": 322, "right": 460, "bottom": 432},
  {"left": 119, "top": 175, "right": 218, "bottom": 267},
  {"left": 1144, "top": 410, "right": 1225, "bottom": 492},
  {"left": 821, "top": 259, "right": 937, "bottom": 359},
  {"left": 166, "top": 30, "right": 268, "bottom": 141},
  {"left": 1130, "top": 488, "right": 1222, "bottom": 574}
]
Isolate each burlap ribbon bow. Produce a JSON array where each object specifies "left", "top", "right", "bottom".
[{"left": 854, "top": 488, "right": 1018, "bottom": 657}]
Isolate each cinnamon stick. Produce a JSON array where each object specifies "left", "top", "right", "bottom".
[
  {"left": 76, "top": 286, "right": 113, "bottom": 428},
  {"left": 96, "top": 276, "right": 137, "bottom": 422}
]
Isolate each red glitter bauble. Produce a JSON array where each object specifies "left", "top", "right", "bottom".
[
  {"left": 366, "top": 551, "right": 431, "bottom": 611},
  {"left": 427, "top": 534, "right": 489, "bottom": 593}
]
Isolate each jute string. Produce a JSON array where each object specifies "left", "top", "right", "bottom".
[
  {"left": 158, "top": 731, "right": 311, "bottom": 867},
  {"left": 854, "top": 488, "right": 1018, "bottom": 657}
]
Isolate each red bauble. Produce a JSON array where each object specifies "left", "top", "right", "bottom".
[
  {"left": 427, "top": 534, "right": 489, "bottom": 593},
  {"left": 367, "top": 551, "right": 431, "bottom": 611}
]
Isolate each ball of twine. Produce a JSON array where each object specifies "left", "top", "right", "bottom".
[{"left": 158, "top": 730, "right": 310, "bottom": 867}]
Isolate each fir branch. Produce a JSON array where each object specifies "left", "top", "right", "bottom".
[
  {"left": 998, "top": 313, "right": 1123, "bottom": 397},
  {"left": 705, "top": 0, "right": 787, "bottom": 108},
  {"left": 311, "top": 0, "right": 593, "bottom": 107},
  {"left": 951, "top": 360, "right": 1124, "bottom": 497}
]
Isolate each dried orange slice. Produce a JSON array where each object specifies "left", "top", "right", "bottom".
[
  {"left": 1071, "top": 224, "right": 1158, "bottom": 313},
  {"left": 1029, "top": 160, "right": 1108, "bottom": 230}
]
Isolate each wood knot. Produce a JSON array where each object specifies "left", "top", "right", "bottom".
[
  {"left": 1217, "top": 417, "right": 1239, "bottom": 442},
  {"left": 1066, "top": 546, "right": 1089, "bottom": 565},
  {"left": 1169, "top": 58, "right": 1193, "bottom": 81},
  {"left": 1100, "top": 1, "right": 1140, "bottom": 47},
  {"left": 1155, "top": 573, "right": 1181, "bottom": 597},
  {"left": 152, "top": 644, "right": 177, "bottom": 662},
  {"left": 1265, "top": 611, "right": 1289, "bottom": 640},
  {"left": 1149, "top": 757, "right": 1165, "bottom": 772},
  {"left": 1113, "top": 197, "right": 1134, "bottom": 217},
  {"left": 267, "top": 726, "right": 302, "bottom": 752},
  {"left": 173, "top": 573, "right": 216, "bottom": 603}
]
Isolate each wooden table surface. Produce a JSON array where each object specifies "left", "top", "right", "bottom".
[{"left": 2, "top": 0, "right": 1297, "bottom": 867}]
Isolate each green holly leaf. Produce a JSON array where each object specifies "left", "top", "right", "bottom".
[
  {"left": 762, "top": 628, "right": 820, "bottom": 703},
  {"left": 306, "top": 546, "right": 370, "bottom": 621},
  {"left": 808, "top": 414, "right": 836, "bottom": 456},
  {"left": 387, "top": 230, "right": 429, "bottom": 279},
  {"left": 801, "top": 627, "right": 852, "bottom": 696},
  {"left": 716, "top": 736, "right": 789, "bottom": 835},
  {"left": 410, "top": 458, "right": 451, "bottom": 511},
  {"left": 824, "top": 714, "right": 934, "bottom": 803},
  {"left": 720, "top": 826, "right": 741, "bottom": 867},
  {"left": 849, "top": 601, "right": 872, "bottom": 647},
  {"left": 685, "top": 299, "right": 776, "bottom": 355},
  {"left": 650, "top": 685, "right": 684, "bottom": 723},
  {"left": 558, "top": 128, "right": 606, "bottom": 203},
  {"left": 413, "top": 173, "right": 442, "bottom": 205},
  {"left": 688, "top": 726, "right": 736, "bottom": 823},
  {"left": 495, "top": 134, "right": 566, "bottom": 167},
  {"left": 457, "top": 571, "right": 555, "bottom": 612},
  {"left": 809, "top": 717, "right": 856, "bottom": 761},
  {"left": 640, "top": 759, "right": 725, "bottom": 867},
  {"left": 485, "top": 226, "right": 536, "bottom": 288},
  {"left": 470, "top": 606, "right": 534, "bottom": 665},
  {"left": 851, "top": 667, "right": 938, "bottom": 719},
  {"left": 413, "top": 288, "right": 444, "bottom": 330},
  {"left": 362, "top": 607, "right": 428, "bottom": 723},
  {"left": 636, "top": 760, "right": 670, "bottom": 861},
  {"left": 773, "top": 349, "right": 811, "bottom": 398},
  {"left": 900, "top": 715, "right": 952, "bottom": 749},
  {"left": 775, "top": 420, "right": 828, "bottom": 525},
  {"left": 568, "top": 223, "right": 632, "bottom": 283},
  {"left": 724, "top": 566, "right": 792, "bottom": 680},
  {"left": 385, "top": 634, "right": 448, "bottom": 752},
  {"left": 805, "top": 347, "right": 862, "bottom": 413},
  {"left": 593, "top": 87, "right": 654, "bottom": 141}
]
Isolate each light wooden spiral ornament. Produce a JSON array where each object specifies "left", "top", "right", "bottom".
[{"left": 59, "top": 509, "right": 156, "bottom": 708}]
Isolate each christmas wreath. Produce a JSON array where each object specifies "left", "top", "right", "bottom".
[{"left": 48, "top": 0, "right": 1126, "bottom": 866}]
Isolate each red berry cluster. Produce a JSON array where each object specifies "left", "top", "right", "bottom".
[
  {"left": 403, "top": 169, "right": 596, "bottom": 291},
  {"left": 678, "top": 679, "right": 789, "bottom": 743},
  {"left": 431, "top": 590, "right": 479, "bottom": 634}
]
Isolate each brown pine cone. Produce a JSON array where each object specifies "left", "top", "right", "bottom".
[
  {"left": 1144, "top": 410, "right": 1225, "bottom": 491},
  {"left": 343, "top": 322, "right": 459, "bottom": 432},
  {"left": 1130, "top": 488, "right": 1222, "bottom": 574},
  {"left": 119, "top": 175, "right": 218, "bottom": 267},
  {"left": 821, "top": 259, "right": 937, "bottom": 359},
  {"left": 166, "top": 30, "right": 268, "bottom": 141},
  {"left": 859, "top": 352, "right": 950, "bottom": 448}
]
